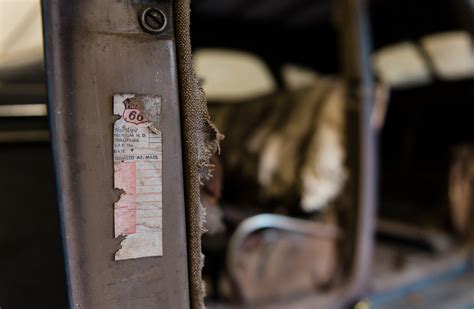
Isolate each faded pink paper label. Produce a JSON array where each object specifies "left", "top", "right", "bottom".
[{"left": 113, "top": 94, "right": 163, "bottom": 260}]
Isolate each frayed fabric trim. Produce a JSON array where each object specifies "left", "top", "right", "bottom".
[{"left": 174, "top": 0, "right": 223, "bottom": 307}]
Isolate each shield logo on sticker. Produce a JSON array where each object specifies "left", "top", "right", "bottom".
[{"left": 122, "top": 99, "right": 147, "bottom": 124}]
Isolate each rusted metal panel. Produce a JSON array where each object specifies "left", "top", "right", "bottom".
[{"left": 42, "top": 1, "right": 190, "bottom": 307}]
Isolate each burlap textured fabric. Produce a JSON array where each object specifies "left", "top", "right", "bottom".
[{"left": 174, "top": 0, "right": 223, "bottom": 307}]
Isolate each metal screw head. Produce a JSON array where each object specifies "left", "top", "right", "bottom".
[{"left": 140, "top": 7, "right": 167, "bottom": 34}]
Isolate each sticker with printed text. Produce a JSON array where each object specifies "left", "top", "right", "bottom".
[{"left": 113, "top": 94, "right": 163, "bottom": 260}]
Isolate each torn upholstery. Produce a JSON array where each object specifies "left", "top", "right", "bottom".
[{"left": 174, "top": 0, "right": 223, "bottom": 307}]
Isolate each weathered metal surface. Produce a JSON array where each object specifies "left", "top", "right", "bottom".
[
  {"left": 339, "top": 0, "right": 377, "bottom": 302},
  {"left": 42, "top": 0, "right": 189, "bottom": 308}
]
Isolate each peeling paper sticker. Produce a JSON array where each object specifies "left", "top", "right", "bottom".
[{"left": 113, "top": 94, "right": 162, "bottom": 260}]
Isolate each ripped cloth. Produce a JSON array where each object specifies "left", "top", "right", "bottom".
[
  {"left": 174, "top": 0, "right": 223, "bottom": 307},
  {"left": 208, "top": 77, "right": 347, "bottom": 214}
]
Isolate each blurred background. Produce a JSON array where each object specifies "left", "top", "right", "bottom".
[{"left": 1, "top": 0, "right": 474, "bottom": 308}]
